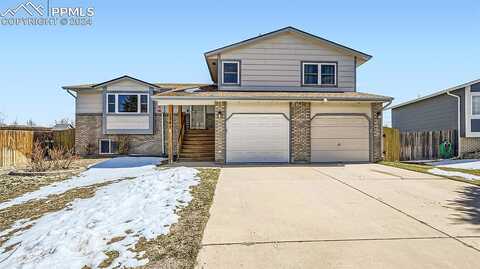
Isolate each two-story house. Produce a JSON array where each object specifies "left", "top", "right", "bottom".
[{"left": 63, "top": 26, "right": 392, "bottom": 164}]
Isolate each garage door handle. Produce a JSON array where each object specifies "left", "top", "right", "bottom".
[{"left": 337, "top": 143, "right": 341, "bottom": 146}]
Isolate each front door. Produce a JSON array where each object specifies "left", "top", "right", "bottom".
[{"left": 190, "top": 105, "right": 206, "bottom": 129}]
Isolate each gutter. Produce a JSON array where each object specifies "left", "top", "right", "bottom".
[
  {"left": 151, "top": 96, "right": 393, "bottom": 102},
  {"left": 446, "top": 91, "right": 461, "bottom": 158}
]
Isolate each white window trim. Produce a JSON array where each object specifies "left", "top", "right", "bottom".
[
  {"left": 302, "top": 62, "right": 337, "bottom": 86},
  {"left": 99, "top": 139, "right": 114, "bottom": 154},
  {"left": 465, "top": 86, "right": 480, "bottom": 137},
  {"left": 222, "top": 60, "right": 240, "bottom": 85},
  {"left": 106, "top": 93, "right": 149, "bottom": 114}
]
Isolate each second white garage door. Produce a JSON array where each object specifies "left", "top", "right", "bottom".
[
  {"left": 226, "top": 114, "right": 289, "bottom": 163},
  {"left": 311, "top": 115, "right": 370, "bottom": 162}
]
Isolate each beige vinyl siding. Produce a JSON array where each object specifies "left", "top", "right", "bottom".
[
  {"left": 220, "top": 32, "right": 355, "bottom": 91},
  {"left": 105, "top": 79, "right": 150, "bottom": 92},
  {"left": 311, "top": 102, "right": 372, "bottom": 117},
  {"left": 76, "top": 91, "right": 102, "bottom": 113},
  {"left": 226, "top": 101, "right": 290, "bottom": 118},
  {"left": 106, "top": 115, "right": 150, "bottom": 130}
]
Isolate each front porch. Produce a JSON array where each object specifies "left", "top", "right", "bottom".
[{"left": 161, "top": 104, "right": 216, "bottom": 163}]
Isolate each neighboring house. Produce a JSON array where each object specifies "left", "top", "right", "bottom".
[
  {"left": 63, "top": 26, "right": 392, "bottom": 163},
  {"left": 391, "top": 79, "right": 480, "bottom": 155},
  {"left": 52, "top": 123, "right": 74, "bottom": 131}
]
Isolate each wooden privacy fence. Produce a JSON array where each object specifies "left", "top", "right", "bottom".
[
  {"left": 382, "top": 128, "right": 457, "bottom": 161},
  {"left": 0, "top": 130, "right": 34, "bottom": 167},
  {"left": 383, "top": 127, "right": 400, "bottom": 161},
  {"left": 0, "top": 128, "right": 75, "bottom": 167},
  {"left": 52, "top": 129, "right": 75, "bottom": 150}
]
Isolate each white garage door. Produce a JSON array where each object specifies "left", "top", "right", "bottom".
[
  {"left": 311, "top": 115, "right": 370, "bottom": 162},
  {"left": 226, "top": 114, "right": 289, "bottom": 163}
]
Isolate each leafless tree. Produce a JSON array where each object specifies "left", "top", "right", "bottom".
[
  {"left": 0, "top": 112, "right": 5, "bottom": 126},
  {"left": 26, "top": 119, "right": 36, "bottom": 127}
]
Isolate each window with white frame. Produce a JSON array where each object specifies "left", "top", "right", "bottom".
[
  {"left": 222, "top": 61, "right": 240, "bottom": 85},
  {"left": 472, "top": 96, "right": 480, "bottom": 115},
  {"left": 99, "top": 139, "right": 115, "bottom": 154},
  {"left": 302, "top": 62, "right": 337, "bottom": 86},
  {"left": 106, "top": 93, "right": 149, "bottom": 113}
]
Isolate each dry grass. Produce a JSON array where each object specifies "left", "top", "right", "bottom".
[
  {"left": 0, "top": 166, "right": 220, "bottom": 269},
  {"left": 0, "top": 180, "right": 124, "bottom": 249},
  {"left": 131, "top": 168, "right": 220, "bottom": 269},
  {"left": 380, "top": 161, "right": 480, "bottom": 186},
  {"left": 0, "top": 158, "right": 107, "bottom": 203}
]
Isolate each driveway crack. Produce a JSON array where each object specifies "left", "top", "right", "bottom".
[{"left": 312, "top": 168, "right": 480, "bottom": 253}]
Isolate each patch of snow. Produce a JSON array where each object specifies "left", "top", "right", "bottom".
[
  {"left": 428, "top": 159, "right": 480, "bottom": 170},
  {"left": 0, "top": 166, "right": 199, "bottom": 269},
  {"left": 428, "top": 168, "right": 480, "bottom": 181},
  {"left": 0, "top": 157, "right": 165, "bottom": 211}
]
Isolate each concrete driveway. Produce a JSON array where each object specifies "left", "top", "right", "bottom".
[{"left": 196, "top": 164, "right": 480, "bottom": 269}]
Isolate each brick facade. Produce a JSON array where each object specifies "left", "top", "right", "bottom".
[
  {"left": 371, "top": 103, "right": 383, "bottom": 162},
  {"left": 75, "top": 113, "right": 167, "bottom": 156},
  {"left": 290, "top": 102, "right": 311, "bottom": 163},
  {"left": 214, "top": 101, "right": 226, "bottom": 163}
]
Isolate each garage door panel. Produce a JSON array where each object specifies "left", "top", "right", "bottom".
[
  {"left": 227, "top": 114, "right": 289, "bottom": 163},
  {"left": 311, "top": 138, "right": 369, "bottom": 151},
  {"left": 311, "top": 117, "right": 369, "bottom": 127},
  {"left": 227, "top": 151, "right": 288, "bottom": 163},
  {"left": 311, "top": 115, "right": 370, "bottom": 162},
  {"left": 311, "top": 150, "right": 369, "bottom": 162},
  {"left": 311, "top": 126, "right": 369, "bottom": 139}
]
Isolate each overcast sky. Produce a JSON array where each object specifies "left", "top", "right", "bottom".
[{"left": 0, "top": 0, "right": 479, "bottom": 126}]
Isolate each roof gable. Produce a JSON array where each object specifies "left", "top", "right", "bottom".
[
  {"left": 204, "top": 26, "right": 372, "bottom": 61},
  {"left": 391, "top": 79, "right": 480, "bottom": 109},
  {"left": 92, "top": 75, "right": 160, "bottom": 89}
]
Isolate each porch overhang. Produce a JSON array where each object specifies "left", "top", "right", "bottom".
[{"left": 153, "top": 99, "right": 215, "bottom": 105}]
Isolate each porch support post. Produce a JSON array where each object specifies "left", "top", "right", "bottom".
[
  {"left": 168, "top": 105, "right": 174, "bottom": 164},
  {"left": 178, "top": 105, "right": 183, "bottom": 129}
]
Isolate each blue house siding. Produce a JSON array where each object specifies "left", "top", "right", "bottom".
[{"left": 392, "top": 88, "right": 465, "bottom": 136}]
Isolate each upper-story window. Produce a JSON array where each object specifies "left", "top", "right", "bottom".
[
  {"left": 222, "top": 60, "right": 240, "bottom": 85},
  {"left": 106, "top": 93, "right": 149, "bottom": 114},
  {"left": 302, "top": 62, "right": 337, "bottom": 86},
  {"left": 472, "top": 96, "right": 480, "bottom": 115}
]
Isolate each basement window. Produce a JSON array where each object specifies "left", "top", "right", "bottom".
[{"left": 99, "top": 139, "right": 117, "bottom": 154}]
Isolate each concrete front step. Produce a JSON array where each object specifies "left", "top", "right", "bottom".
[
  {"left": 184, "top": 137, "right": 214, "bottom": 141},
  {"left": 178, "top": 157, "right": 215, "bottom": 162},
  {"left": 183, "top": 140, "right": 215, "bottom": 144},
  {"left": 181, "top": 152, "right": 215, "bottom": 157}
]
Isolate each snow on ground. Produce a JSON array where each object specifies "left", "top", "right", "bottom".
[
  {"left": 0, "top": 161, "right": 199, "bottom": 268},
  {"left": 428, "top": 168, "right": 480, "bottom": 181},
  {"left": 0, "top": 157, "right": 165, "bottom": 211},
  {"left": 429, "top": 159, "right": 480, "bottom": 170}
]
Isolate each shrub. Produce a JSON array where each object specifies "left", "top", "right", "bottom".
[
  {"left": 29, "top": 141, "right": 51, "bottom": 172},
  {"left": 49, "top": 147, "right": 78, "bottom": 170},
  {"left": 117, "top": 136, "right": 130, "bottom": 155},
  {"left": 84, "top": 143, "right": 96, "bottom": 156}
]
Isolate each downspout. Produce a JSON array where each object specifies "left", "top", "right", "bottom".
[
  {"left": 446, "top": 91, "right": 461, "bottom": 158},
  {"left": 379, "top": 100, "right": 392, "bottom": 161}
]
